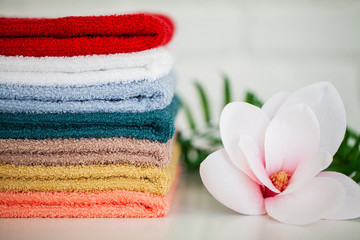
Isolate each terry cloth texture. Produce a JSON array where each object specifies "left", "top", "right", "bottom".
[
  {"left": 0, "top": 167, "right": 180, "bottom": 218},
  {"left": 0, "top": 13, "right": 174, "bottom": 57},
  {"left": 0, "top": 143, "right": 180, "bottom": 195},
  {"left": 0, "top": 47, "right": 173, "bottom": 86},
  {"left": 0, "top": 137, "right": 174, "bottom": 167},
  {"left": 0, "top": 95, "right": 179, "bottom": 143},
  {"left": 0, "top": 71, "right": 175, "bottom": 113}
]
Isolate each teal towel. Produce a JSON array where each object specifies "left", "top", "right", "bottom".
[{"left": 0, "top": 96, "right": 179, "bottom": 143}]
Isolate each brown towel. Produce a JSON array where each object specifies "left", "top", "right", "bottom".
[{"left": 0, "top": 137, "right": 173, "bottom": 167}]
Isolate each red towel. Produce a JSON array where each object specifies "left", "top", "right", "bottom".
[{"left": 0, "top": 13, "right": 174, "bottom": 57}]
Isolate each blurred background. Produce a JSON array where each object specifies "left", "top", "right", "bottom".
[{"left": 1, "top": 0, "right": 359, "bottom": 131}]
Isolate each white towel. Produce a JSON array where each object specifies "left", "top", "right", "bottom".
[{"left": 0, "top": 47, "right": 173, "bottom": 86}]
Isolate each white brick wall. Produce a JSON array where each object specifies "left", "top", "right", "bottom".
[
  {"left": 1, "top": 0, "right": 359, "bottom": 130},
  {"left": 249, "top": 2, "right": 360, "bottom": 56}
]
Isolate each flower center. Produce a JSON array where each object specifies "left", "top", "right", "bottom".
[{"left": 270, "top": 171, "right": 292, "bottom": 192}]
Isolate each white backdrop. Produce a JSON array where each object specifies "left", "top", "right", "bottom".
[{"left": 1, "top": 0, "right": 359, "bottom": 130}]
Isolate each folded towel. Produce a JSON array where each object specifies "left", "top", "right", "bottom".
[
  {"left": 0, "top": 96, "right": 179, "bottom": 143},
  {"left": 0, "top": 47, "right": 173, "bottom": 86},
  {"left": 0, "top": 137, "right": 174, "bottom": 167},
  {"left": 0, "top": 167, "right": 180, "bottom": 218},
  {"left": 0, "top": 143, "right": 179, "bottom": 195},
  {"left": 0, "top": 13, "right": 174, "bottom": 57},
  {"left": 0, "top": 71, "right": 175, "bottom": 113}
]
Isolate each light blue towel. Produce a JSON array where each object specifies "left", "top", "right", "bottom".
[{"left": 0, "top": 71, "right": 175, "bottom": 113}]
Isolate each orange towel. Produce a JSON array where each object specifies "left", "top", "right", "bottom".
[{"left": 0, "top": 167, "right": 180, "bottom": 218}]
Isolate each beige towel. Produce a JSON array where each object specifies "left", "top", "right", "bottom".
[{"left": 0, "top": 137, "right": 173, "bottom": 167}]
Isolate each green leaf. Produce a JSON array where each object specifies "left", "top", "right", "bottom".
[
  {"left": 194, "top": 81, "right": 211, "bottom": 126},
  {"left": 330, "top": 127, "right": 360, "bottom": 182},
  {"left": 346, "top": 134, "right": 360, "bottom": 161},
  {"left": 244, "top": 91, "right": 263, "bottom": 107},
  {"left": 335, "top": 128, "right": 350, "bottom": 158},
  {"left": 222, "top": 74, "right": 232, "bottom": 108},
  {"left": 178, "top": 96, "right": 196, "bottom": 130}
]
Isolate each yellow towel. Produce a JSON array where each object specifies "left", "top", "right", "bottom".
[{"left": 0, "top": 144, "right": 180, "bottom": 196}]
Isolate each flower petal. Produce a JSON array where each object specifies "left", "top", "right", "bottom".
[
  {"left": 318, "top": 171, "right": 360, "bottom": 220},
  {"left": 265, "top": 177, "right": 345, "bottom": 225},
  {"left": 200, "top": 148, "right": 266, "bottom": 215},
  {"left": 262, "top": 91, "right": 291, "bottom": 119},
  {"left": 282, "top": 151, "right": 332, "bottom": 194},
  {"left": 220, "top": 102, "right": 270, "bottom": 183},
  {"left": 265, "top": 104, "right": 320, "bottom": 175},
  {"left": 239, "top": 135, "right": 280, "bottom": 194},
  {"left": 278, "top": 82, "right": 346, "bottom": 156}
]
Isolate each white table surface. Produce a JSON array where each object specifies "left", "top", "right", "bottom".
[{"left": 1, "top": 171, "right": 359, "bottom": 240}]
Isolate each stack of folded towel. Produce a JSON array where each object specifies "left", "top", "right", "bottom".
[{"left": 0, "top": 13, "right": 180, "bottom": 218}]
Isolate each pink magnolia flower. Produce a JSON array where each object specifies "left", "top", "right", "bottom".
[{"left": 200, "top": 82, "right": 360, "bottom": 225}]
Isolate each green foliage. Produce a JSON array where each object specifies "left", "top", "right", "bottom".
[
  {"left": 330, "top": 128, "right": 360, "bottom": 182},
  {"left": 194, "top": 81, "right": 212, "bottom": 127},
  {"left": 244, "top": 91, "right": 263, "bottom": 108},
  {"left": 177, "top": 79, "right": 224, "bottom": 170},
  {"left": 178, "top": 98, "right": 196, "bottom": 131},
  {"left": 222, "top": 73, "right": 232, "bottom": 107},
  {"left": 177, "top": 75, "right": 360, "bottom": 182}
]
